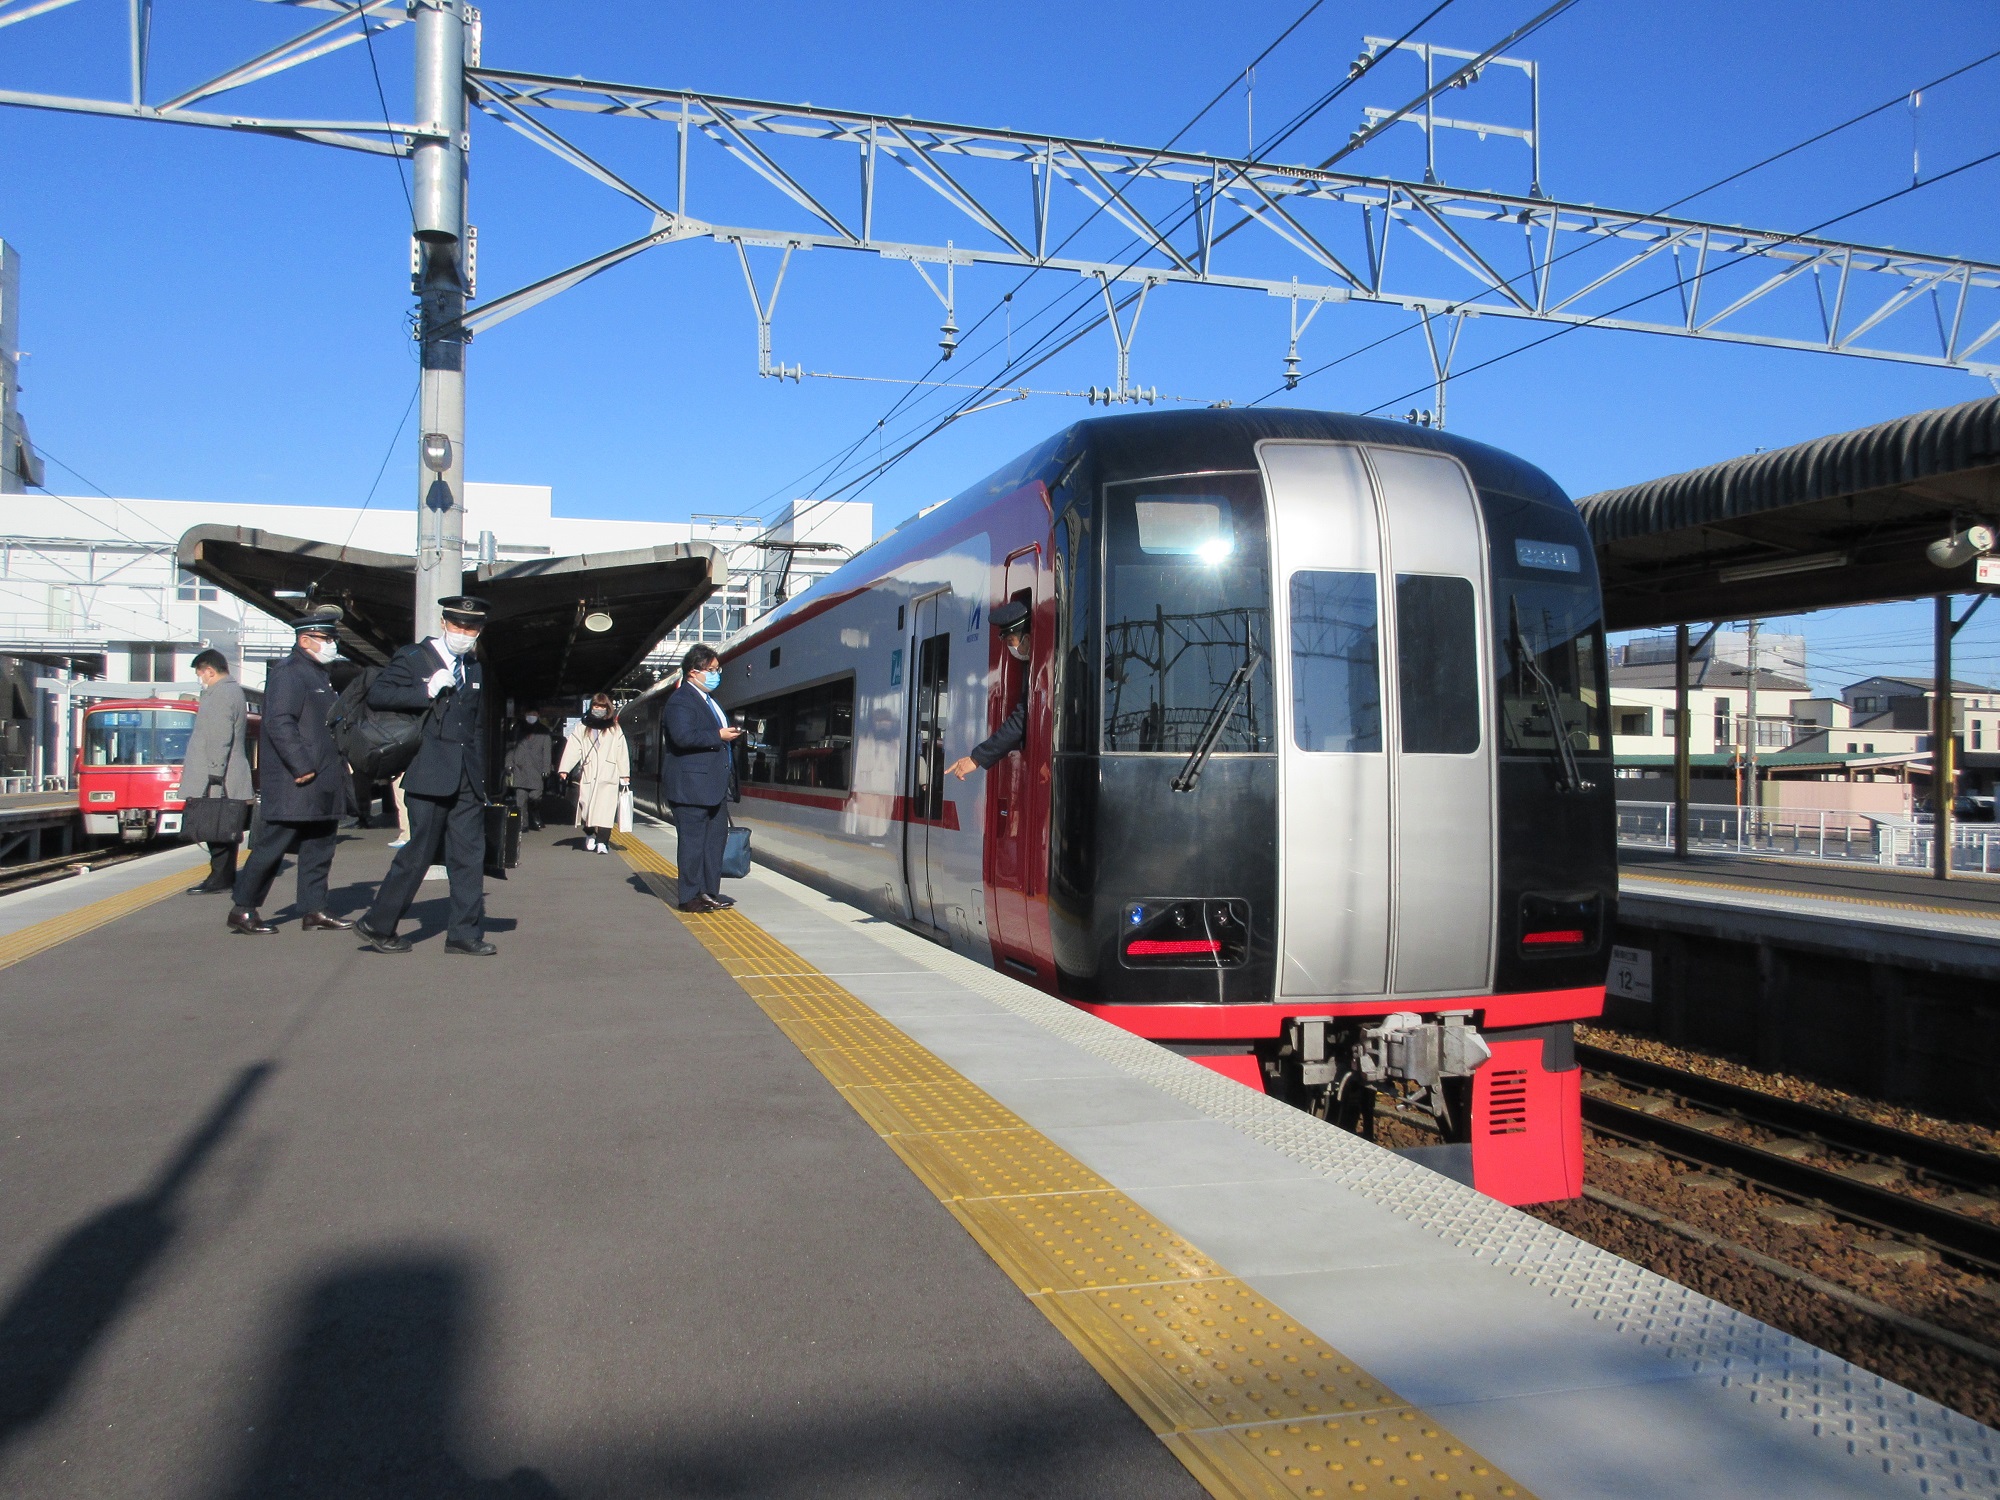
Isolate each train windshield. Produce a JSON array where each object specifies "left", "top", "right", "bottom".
[
  {"left": 1102, "top": 472, "right": 1274, "bottom": 753},
  {"left": 85, "top": 709, "right": 196, "bottom": 767},
  {"left": 1493, "top": 533, "right": 1608, "bottom": 758}
]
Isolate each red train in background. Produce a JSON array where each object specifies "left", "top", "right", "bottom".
[
  {"left": 626, "top": 409, "right": 1616, "bottom": 1205},
  {"left": 76, "top": 696, "right": 258, "bottom": 844}
]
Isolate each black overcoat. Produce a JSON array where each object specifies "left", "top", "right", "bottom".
[
  {"left": 258, "top": 647, "right": 346, "bottom": 822},
  {"left": 369, "top": 639, "right": 488, "bottom": 799}
]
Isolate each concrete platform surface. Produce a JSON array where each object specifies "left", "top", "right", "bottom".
[
  {"left": 0, "top": 817, "right": 1992, "bottom": 1499},
  {"left": 0, "top": 824, "right": 1197, "bottom": 1499}
]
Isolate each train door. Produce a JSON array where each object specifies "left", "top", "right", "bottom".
[
  {"left": 1264, "top": 443, "right": 1391, "bottom": 995},
  {"left": 1372, "top": 447, "right": 1494, "bottom": 994},
  {"left": 987, "top": 547, "right": 1039, "bottom": 970},
  {"left": 903, "top": 590, "right": 952, "bottom": 930}
]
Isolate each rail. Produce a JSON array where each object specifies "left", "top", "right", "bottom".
[
  {"left": 1616, "top": 799, "right": 2000, "bottom": 874},
  {"left": 1578, "top": 1047, "right": 2000, "bottom": 1274}
]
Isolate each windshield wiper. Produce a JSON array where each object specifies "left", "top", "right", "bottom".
[
  {"left": 1172, "top": 651, "right": 1260, "bottom": 793},
  {"left": 1509, "top": 601, "right": 1594, "bottom": 794}
]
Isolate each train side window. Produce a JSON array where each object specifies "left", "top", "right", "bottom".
[
  {"left": 1395, "top": 574, "right": 1480, "bottom": 754},
  {"left": 738, "top": 676, "right": 856, "bottom": 791},
  {"left": 1289, "top": 570, "right": 1381, "bottom": 753}
]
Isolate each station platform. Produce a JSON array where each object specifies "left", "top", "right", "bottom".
[
  {"left": 0, "top": 824, "right": 1993, "bottom": 1498},
  {"left": 1619, "top": 848, "right": 2000, "bottom": 976}
]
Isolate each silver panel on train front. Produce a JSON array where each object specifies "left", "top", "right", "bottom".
[
  {"left": 1371, "top": 446, "right": 1495, "bottom": 995},
  {"left": 1263, "top": 442, "right": 1391, "bottom": 996}
]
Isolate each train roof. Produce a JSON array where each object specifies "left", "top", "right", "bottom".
[{"left": 733, "top": 408, "right": 1578, "bottom": 654}]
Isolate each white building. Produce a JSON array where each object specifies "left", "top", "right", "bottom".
[{"left": 0, "top": 486, "right": 869, "bottom": 782}]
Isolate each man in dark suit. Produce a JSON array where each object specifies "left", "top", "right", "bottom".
[
  {"left": 946, "top": 599, "right": 1031, "bottom": 780},
  {"left": 356, "top": 595, "right": 495, "bottom": 955},
  {"left": 228, "top": 607, "right": 357, "bottom": 934},
  {"left": 661, "top": 643, "right": 742, "bottom": 912}
]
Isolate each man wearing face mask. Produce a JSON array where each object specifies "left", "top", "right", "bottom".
[
  {"left": 661, "top": 644, "right": 742, "bottom": 912},
  {"left": 357, "top": 595, "right": 496, "bottom": 955},
  {"left": 227, "top": 606, "right": 356, "bottom": 934},
  {"left": 947, "top": 599, "right": 1032, "bottom": 781}
]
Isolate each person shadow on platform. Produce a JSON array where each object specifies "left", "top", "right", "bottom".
[
  {"left": 0, "top": 1062, "right": 274, "bottom": 1458},
  {"left": 215, "top": 1255, "right": 562, "bottom": 1500}
]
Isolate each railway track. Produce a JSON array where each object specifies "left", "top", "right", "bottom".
[
  {"left": 0, "top": 846, "right": 156, "bottom": 897},
  {"left": 1578, "top": 1041, "right": 2000, "bottom": 1274}
]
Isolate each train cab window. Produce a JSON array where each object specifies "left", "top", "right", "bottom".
[
  {"left": 1395, "top": 574, "right": 1481, "bottom": 754},
  {"left": 1288, "top": 571, "right": 1381, "bottom": 753},
  {"left": 1495, "top": 544, "right": 1608, "bottom": 758},
  {"left": 1102, "top": 472, "right": 1272, "bottom": 753},
  {"left": 738, "top": 677, "right": 855, "bottom": 792},
  {"left": 85, "top": 709, "right": 195, "bottom": 766}
]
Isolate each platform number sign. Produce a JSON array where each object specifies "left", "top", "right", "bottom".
[
  {"left": 1978, "top": 556, "right": 2000, "bottom": 588},
  {"left": 1607, "top": 945, "right": 1653, "bottom": 1003}
]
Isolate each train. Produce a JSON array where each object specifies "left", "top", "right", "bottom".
[
  {"left": 624, "top": 409, "right": 1615, "bottom": 1205},
  {"left": 77, "top": 695, "right": 258, "bottom": 843}
]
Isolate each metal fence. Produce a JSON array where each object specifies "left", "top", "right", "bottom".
[
  {"left": 1616, "top": 801, "right": 2000, "bottom": 875},
  {"left": 0, "top": 775, "right": 71, "bottom": 796}
]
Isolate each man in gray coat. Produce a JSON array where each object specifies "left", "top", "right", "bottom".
[
  {"left": 176, "top": 648, "right": 253, "bottom": 894},
  {"left": 228, "top": 606, "right": 357, "bottom": 935}
]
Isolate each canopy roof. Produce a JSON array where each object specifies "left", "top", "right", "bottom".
[
  {"left": 176, "top": 526, "right": 725, "bottom": 701},
  {"left": 1578, "top": 395, "right": 2000, "bottom": 630}
]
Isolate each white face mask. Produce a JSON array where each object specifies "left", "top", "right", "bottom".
[
  {"left": 305, "top": 637, "right": 339, "bottom": 665},
  {"left": 524, "top": 714, "right": 538, "bottom": 725},
  {"left": 443, "top": 628, "right": 478, "bottom": 657}
]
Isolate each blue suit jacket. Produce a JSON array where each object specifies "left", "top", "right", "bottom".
[{"left": 660, "top": 683, "right": 737, "bottom": 807}]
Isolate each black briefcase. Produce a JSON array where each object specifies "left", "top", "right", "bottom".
[{"left": 181, "top": 791, "right": 250, "bottom": 844}]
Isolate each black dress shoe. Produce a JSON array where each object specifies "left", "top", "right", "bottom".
[
  {"left": 227, "top": 907, "right": 277, "bottom": 935},
  {"left": 300, "top": 911, "right": 356, "bottom": 931},
  {"left": 186, "top": 879, "right": 233, "bottom": 895},
  {"left": 707, "top": 893, "right": 737, "bottom": 908},
  {"left": 678, "top": 897, "right": 719, "bottom": 914},
  {"left": 355, "top": 919, "right": 411, "bottom": 954},
  {"left": 445, "top": 938, "right": 498, "bottom": 956}
]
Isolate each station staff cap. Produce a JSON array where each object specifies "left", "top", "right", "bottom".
[
  {"left": 439, "top": 595, "right": 491, "bottom": 627},
  {"left": 990, "top": 600, "right": 1031, "bottom": 633},
  {"left": 291, "top": 604, "right": 345, "bottom": 635}
]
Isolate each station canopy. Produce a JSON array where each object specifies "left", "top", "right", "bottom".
[
  {"left": 1578, "top": 394, "right": 2000, "bottom": 631},
  {"left": 176, "top": 526, "right": 726, "bottom": 701}
]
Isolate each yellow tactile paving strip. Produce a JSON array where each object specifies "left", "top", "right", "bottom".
[
  {"left": 0, "top": 863, "right": 197, "bottom": 973},
  {"left": 613, "top": 832, "right": 1531, "bottom": 1500},
  {"left": 1626, "top": 869, "right": 2000, "bottom": 923}
]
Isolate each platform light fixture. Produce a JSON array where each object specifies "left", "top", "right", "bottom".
[
  {"left": 1926, "top": 525, "right": 1996, "bottom": 570},
  {"left": 1715, "top": 551, "right": 1849, "bottom": 584},
  {"left": 421, "top": 432, "right": 453, "bottom": 474},
  {"left": 583, "top": 605, "right": 614, "bottom": 633}
]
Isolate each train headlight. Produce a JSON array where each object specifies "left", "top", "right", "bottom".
[{"left": 1120, "top": 898, "right": 1249, "bottom": 967}]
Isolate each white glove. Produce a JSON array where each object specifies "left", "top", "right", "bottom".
[{"left": 426, "top": 667, "right": 455, "bottom": 698}]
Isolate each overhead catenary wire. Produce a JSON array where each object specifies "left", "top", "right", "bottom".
[
  {"left": 762, "top": 0, "right": 1477, "bottom": 531},
  {"left": 1341, "top": 142, "right": 2000, "bottom": 422},
  {"left": 729, "top": 0, "right": 1375, "bottom": 532},
  {"left": 1254, "top": 42, "right": 2000, "bottom": 408}
]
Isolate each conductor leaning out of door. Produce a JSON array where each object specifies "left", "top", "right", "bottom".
[{"left": 947, "top": 599, "right": 1031, "bottom": 780}]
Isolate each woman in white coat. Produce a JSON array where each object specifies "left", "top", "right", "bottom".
[{"left": 559, "top": 693, "right": 630, "bottom": 853}]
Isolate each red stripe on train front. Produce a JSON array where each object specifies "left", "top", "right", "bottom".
[{"left": 1066, "top": 985, "right": 1604, "bottom": 1039}]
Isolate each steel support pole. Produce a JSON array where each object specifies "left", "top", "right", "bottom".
[
  {"left": 1935, "top": 594, "right": 1954, "bottom": 881},
  {"left": 411, "top": 0, "right": 467, "bottom": 641},
  {"left": 1673, "top": 622, "right": 1690, "bottom": 859}
]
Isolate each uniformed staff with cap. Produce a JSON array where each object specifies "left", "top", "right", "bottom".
[
  {"left": 356, "top": 596, "right": 497, "bottom": 956},
  {"left": 228, "top": 605, "right": 357, "bottom": 934},
  {"left": 947, "top": 599, "right": 1032, "bottom": 780}
]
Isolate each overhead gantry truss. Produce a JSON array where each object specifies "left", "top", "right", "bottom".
[
  {"left": 463, "top": 66, "right": 2000, "bottom": 380},
  {"left": 0, "top": 0, "right": 419, "bottom": 156}
]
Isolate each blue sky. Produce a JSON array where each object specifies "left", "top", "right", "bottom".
[{"left": 1, "top": 0, "right": 1997, "bottom": 688}]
